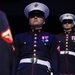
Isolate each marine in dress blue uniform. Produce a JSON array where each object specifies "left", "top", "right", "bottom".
[
  {"left": 0, "top": 10, "right": 13, "bottom": 75},
  {"left": 56, "top": 13, "right": 75, "bottom": 75},
  {"left": 12, "top": 2, "right": 59, "bottom": 75}
]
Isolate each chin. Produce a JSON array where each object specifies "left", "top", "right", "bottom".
[
  {"left": 33, "top": 23, "right": 39, "bottom": 25},
  {"left": 64, "top": 28, "right": 71, "bottom": 30}
]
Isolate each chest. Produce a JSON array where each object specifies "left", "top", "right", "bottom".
[{"left": 58, "top": 34, "right": 75, "bottom": 44}]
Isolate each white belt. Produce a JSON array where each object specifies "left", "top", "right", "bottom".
[
  {"left": 60, "top": 51, "right": 75, "bottom": 56},
  {"left": 20, "top": 58, "right": 51, "bottom": 70}
]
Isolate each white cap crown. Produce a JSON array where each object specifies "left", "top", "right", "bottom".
[
  {"left": 59, "top": 13, "right": 75, "bottom": 22},
  {"left": 24, "top": 2, "right": 50, "bottom": 19}
]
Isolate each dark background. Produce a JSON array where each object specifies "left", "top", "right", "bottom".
[{"left": 0, "top": 0, "right": 75, "bottom": 37}]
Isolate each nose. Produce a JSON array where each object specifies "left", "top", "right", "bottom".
[{"left": 34, "top": 16, "right": 38, "bottom": 18}]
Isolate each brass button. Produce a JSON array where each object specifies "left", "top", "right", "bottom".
[
  {"left": 33, "top": 53, "right": 36, "bottom": 56},
  {"left": 24, "top": 42, "right": 26, "bottom": 44},
  {"left": 34, "top": 44, "right": 36, "bottom": 47},
  {"left": 34, "top": 41, "right": 37, "bottom": 43},
  {"left": 34, "top": 34, "right": 37, "bottom": 36},
  {"left": 33, "top": 49, "right": 36, "bottom": 52},
  {"left": 44, "top": 43, "right": 47, "bottom": 45},
  {"left": 34, "top": 37, "right": 37, "bottom": 39},
  {"left": 66, "top": 48, "right": 68, "bottom": 50},
  {"left": 59, "top": 41, "right": 61, "bottom": 43},
  {"left": 66, "top": 45, "right": 68, "bottom": 47},
  {"left": 66, "top": 42, "right": 68, "bottom": 44},
  {"left": 66, "top": 34, "right": 68, "bottom": 36},
  {"left": 66, "top": 39, "right": 68, "bottom": 41},
  {"left": 38, "top": 30, "right": 41, "bottom": 32},
  {"left": 66, "top": 36, "right": 68, "bottom": 38}
]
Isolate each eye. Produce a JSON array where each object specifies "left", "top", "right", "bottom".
[{"left": 62, "top": 19, "right": 73, "bottom": 24}]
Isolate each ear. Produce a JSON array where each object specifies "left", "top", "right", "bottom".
[
  {"left": 73, "top": 21, "right": 75, "bottom": 26},
  {"left": 72, "top": 24, "right": 74, "bottom": 27},
  {"left": 43, "top": 21, "right": 45, "bottom": 24}
]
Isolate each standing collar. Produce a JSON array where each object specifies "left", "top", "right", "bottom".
[
  {"left": 64, "top": 31, "right": 70, "bottom": 34},
  {"left": 29, "top": 29, "right": 43, "bottom": 34}
]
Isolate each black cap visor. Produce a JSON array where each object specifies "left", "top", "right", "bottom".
[
  {"left": 29, "top": 10, "right": 45, "bottom": 18},
  {"left": 62, "top": 19, "right": 73, "bottom": 24}
]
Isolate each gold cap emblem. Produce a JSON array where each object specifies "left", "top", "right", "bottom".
[
  {"left": 66, "top": 15, "right": 69, "bottom": 17},
  {"left": 34, "top": 3, "right": 38, "bottom": 7}
]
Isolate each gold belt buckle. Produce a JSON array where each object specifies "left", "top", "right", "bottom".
[
  {"left": 31, "top": 57, "right": 37, "bottom": 63},
  {"left": 65, "top": 51, "right": 69, "bottom": 54}
]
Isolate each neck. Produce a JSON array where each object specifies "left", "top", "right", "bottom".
[
  {"left": 64, "top": 29, "right": 72, "bottom": 32},
  {"left": 64, "top": 29, "right": 72, "bottom": 33},
  {"left": 31, "top": 25, "right": 42, "bottom": 30}
]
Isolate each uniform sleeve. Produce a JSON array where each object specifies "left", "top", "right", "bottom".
[
  {"left": 50, "top": 35, "right": 60, "bottom": 75},
  {"left": 12, "top": 35, "right": 20, "bottom": 75},
  {"left": 0, "top": 10, "right": 13, "bottom": 75}
]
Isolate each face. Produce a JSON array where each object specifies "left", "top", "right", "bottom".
[
  {"left": 62, "top": 19, "right": 74, "bottom": 30},
  {"left": 29, "top": 16, "right": 45, "bottom": 29},
  {"left": 62, "top": 23, "right": 73, "bottom": 30}
]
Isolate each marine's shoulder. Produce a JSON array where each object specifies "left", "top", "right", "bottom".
[
  {"left": 14, "top": 32, "right": 28, "bottom": 38},
  {"left": 56, "top": 33, "right": 64, "bottom": 36},
  {"left": 43, "top": 32, "right": 57, "bottom": 38}
]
